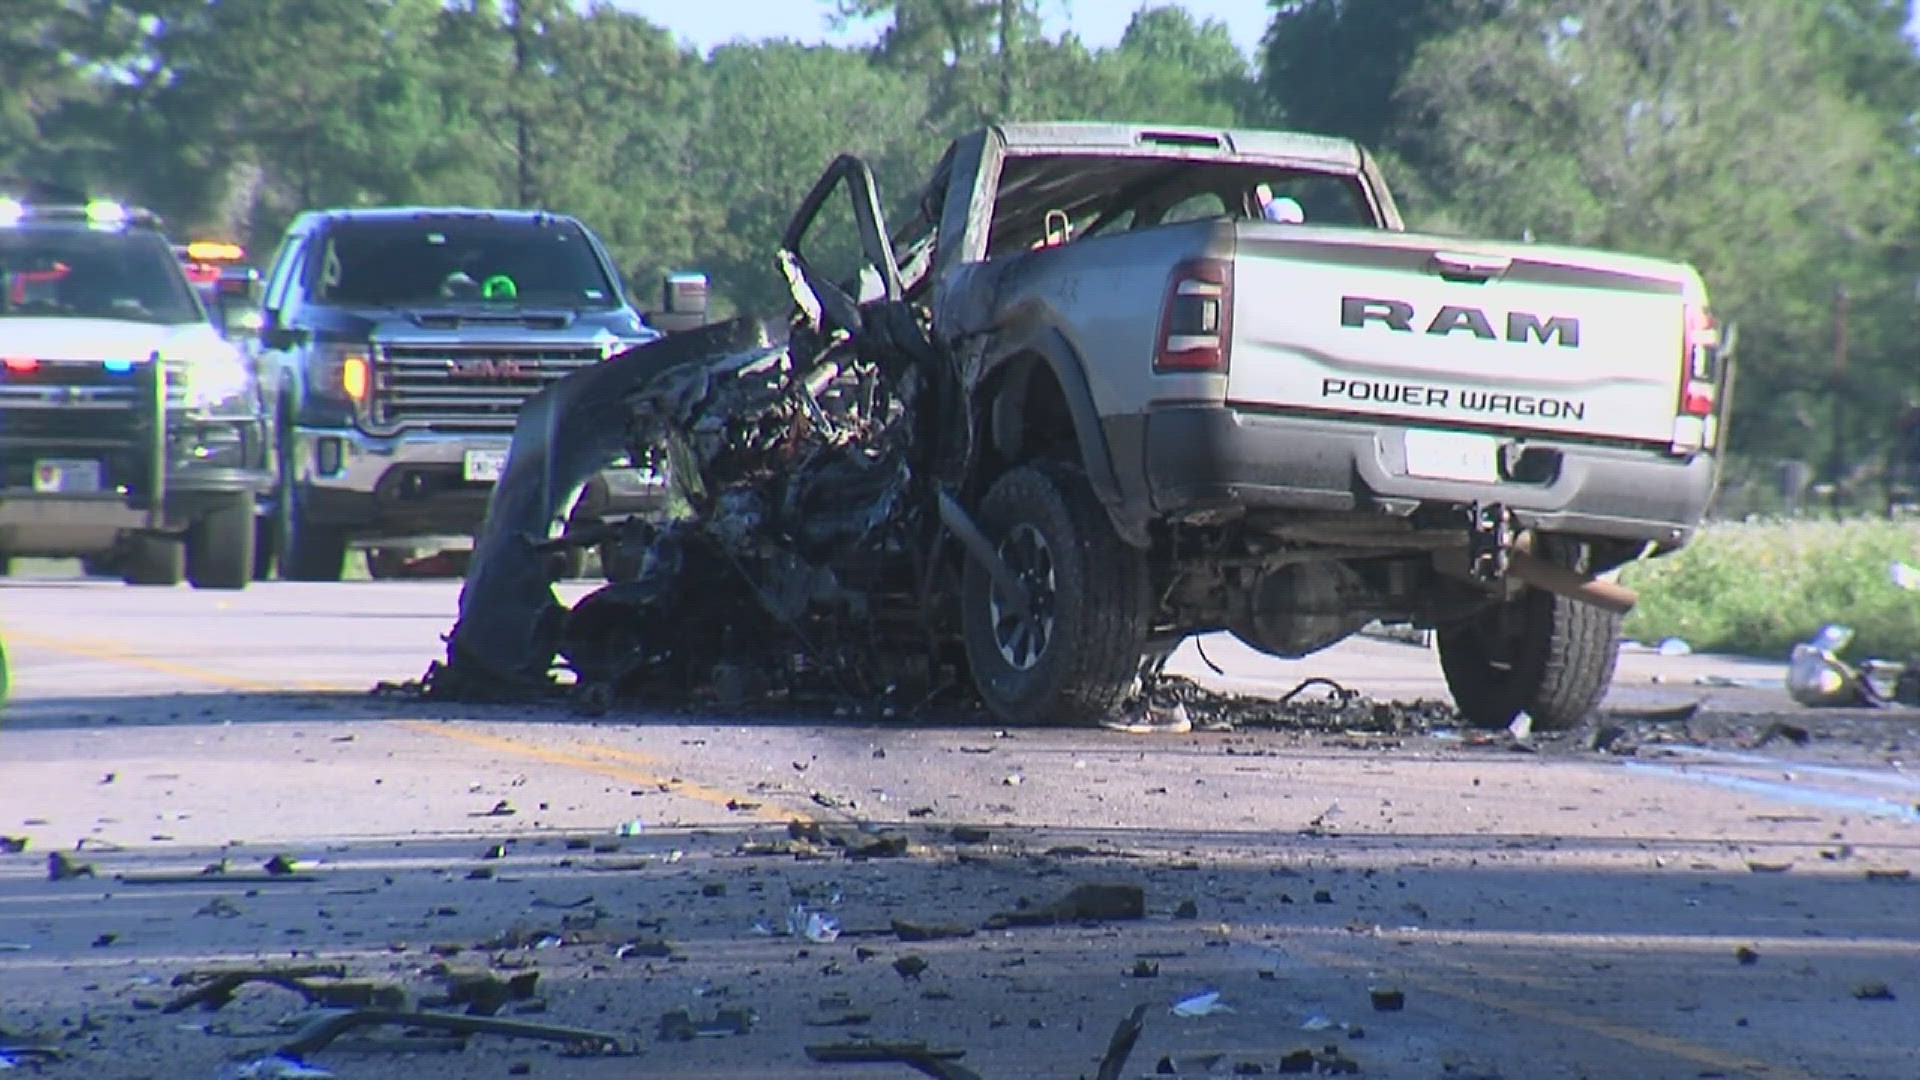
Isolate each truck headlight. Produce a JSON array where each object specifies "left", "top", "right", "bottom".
[
  {"left": 175, "top": 354, "right": 255, "bottom": 416},
  {"left": 308, "top": 342, "right": 371, "bottom": 404}
]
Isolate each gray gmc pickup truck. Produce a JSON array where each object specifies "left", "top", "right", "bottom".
[
  {"left": 252, "top": 208, "right": 702, "bottom": 580},
  {"left": 443, "top": 123, "right": 1732, "bottom": 731}
]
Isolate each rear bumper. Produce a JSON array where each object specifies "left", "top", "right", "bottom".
[
  {"left": 294, "top": 426, "right": 666, "bottom": 541},
  {"left": 1130, "top": 406, "right": 1718, "bottom": 546}
]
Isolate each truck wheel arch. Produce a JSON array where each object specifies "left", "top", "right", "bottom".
[{"left": 977, "top": 333, "right": 1148, "bottom": 548}]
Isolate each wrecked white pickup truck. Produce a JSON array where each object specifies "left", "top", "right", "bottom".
[{"left": 434, "top": 123, "right": 1732, "bottom": 730}]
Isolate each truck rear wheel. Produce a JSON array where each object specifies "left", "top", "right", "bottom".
[
  {"left": 1437, "top": 587, "right": 1622, "bottom": 731},
  {"left": 960, "top": 464, "right": 1151, "bottom": 726},
  {"left": 366, "top": 548, "right": 413, "bottom": 580},
  {"left": 186, "top": 494, "right": 255, "bottom": 591},
  {"left": 122, "top": 536, "right": 185, "bottom": 587}
]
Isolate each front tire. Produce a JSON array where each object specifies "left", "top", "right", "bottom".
[
  {"left": 960, "top": 464, "right": 1151, "bottom": 726},
  {"left": 1437, "top": 586, "right": 1622, "bottom": 731},
  {"left": 186, "top": 493, "right": 256, "bottom": 591},
  {"left": 122, "top": 536, "right": 185, "bottom": 587}
]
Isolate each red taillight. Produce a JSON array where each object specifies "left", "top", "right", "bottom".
[
  {"left": 2, "top": 357, "right": 38, "bottom": 374},
  {"left": 1154, "top": 257, "right": 1233, "bottom": 374},
  {"left": 1678, "top": 305, "right": 1719, "bottom": 418}
]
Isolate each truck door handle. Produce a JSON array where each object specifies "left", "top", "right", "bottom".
[{"left": 1429, "top": 251, "right": 1512, "bottom": 283}]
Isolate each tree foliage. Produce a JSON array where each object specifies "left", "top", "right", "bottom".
[{"left": 7, "top": 0, "right": 1918, "bottom": 471}]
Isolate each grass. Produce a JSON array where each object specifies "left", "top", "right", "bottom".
[{"left": 1621, "top": 519, "right": 1920, "bottom": 661}]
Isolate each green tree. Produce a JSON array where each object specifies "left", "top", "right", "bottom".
[
  {"left": 129, "top": 0, "right": 452, "bottom": 239},
  {"left": 688, "top": 41, "right": 931, "bottom": 315},
  {"left": 1393, "top": 0, "right": 1920, "bottom": 466},
  {"left": 1259, "top": 0, "right": 1499, "bottom": 144},
  {"left": 832, "top": 0, "right": 1044, "bottom": 122}
]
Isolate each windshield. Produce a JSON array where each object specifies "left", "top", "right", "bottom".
[
  {"left": 0, "top": 228, "right": 203, "bottom": 324},
  {"left": 312, "top": 218, "right": 620, "bottom": 309}
]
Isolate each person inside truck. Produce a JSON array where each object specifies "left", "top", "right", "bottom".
[{"left": 1253, "top": 182, "right": 1306, "bottom": 224}]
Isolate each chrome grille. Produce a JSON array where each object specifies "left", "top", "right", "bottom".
[{"left": 370, "top": 343, "right": 604, "bottom": 432}]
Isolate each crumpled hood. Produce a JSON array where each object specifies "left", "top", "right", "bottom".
[
  {"left": 439, "top": 316, "right": 775, "bottom": 692},
  {"left": 0, "top": 317, "right": 237, "bottom": 364}
]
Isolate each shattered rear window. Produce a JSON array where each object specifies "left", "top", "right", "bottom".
[{"left": 986, "top": 155, "right": 1380, "bottom": 257}]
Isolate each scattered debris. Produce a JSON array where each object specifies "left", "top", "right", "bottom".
[
  {"left": 988, "top": 883, "right": 1145, "bottom": 928},
  {"left": 220, "top": 1054, "right": 335, "bottom": 1079},
  {"left": 1735, "top": 946, "right": 1760, "bottom": 965},
  {"left": 0, "top": 837, "right": 28, "bottom": 854},
  {"left": 195, "top": 897, "right": 243, "bottom": 919},
  {"left": 1094, "top": 1004, "right": 1149, "bottom": 1080},
  {"left": 892, "top": 919, "right": 975, "bottom": 942},
  {"left": 1172, "top": 990, "right": 1233, "bottom": 1018},
  {"left": 1853, "top": 981, "right": 1897, "bottom": 1002},
  {"left": 1606, "top": 702, "right": 1700, "bottom": 723},
  {"left": 1130, "top": 960, "right": 1160, "bottom": 979},
  {"left": 278, "top": 1008, "right": 623, "bottom": 1056},
  {"left": 1173, "top": 899, "right": 1199, "bottom": 920},
  {"left": 475, "top": 800, "right": 517, "bottom": 818},
  {"left": 1101, "top": 700, "right": 1193, "bottom": 734},
  {"left": 1787, "top": 625, "right": 1881, "bottom": 708},
  {"left": 1864, "top": 868, "right": 1913, "bottom": 882},
  {"left": 657, "top": 1006, "right": 755, "bottom": 1040},
  {"left": 804, "top": 1041, "right": 981, "bottom": 1080},
  {"left": 1369, "top": 987, "right": 1406, "bottom": 1012},
  {"left": 163, "top": 966, "right": 402, "bottom": 1014},
  {"left": 1753, "top": 722, "right": 1812, "bottom": 748},
  {"left": 615, "top": 939, "right": 675, "bottom": 960},
  {"left": 893, "top": 955, "right": 930, "bottom": 979},
  {"left": 262, "top": 854, "right": 303, "bottom": 876},
  {"left": 848, "top": 833, "right": 910, "bottom": 859},
  {"left": 948, "top": 826, "right": 992, "bottom": 844},
  {"left": 615, "top": 819, "right": 645, "bottom": 838},
  {"left": 1746, "top": 860, "right": 1794, "bottom": 874},
  {"left": 429, "top": 970, "right": 540, "bottom": 1016},
  {"left": 789, "top": 906, "right": 841, "bottom": 943},
  {"left": 46, "top": 852, "right": 93, "bottom": 881}
]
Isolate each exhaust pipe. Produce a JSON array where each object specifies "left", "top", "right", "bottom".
[{"left": 1506, "top": 552, "right": 1638, "bottom": 615}]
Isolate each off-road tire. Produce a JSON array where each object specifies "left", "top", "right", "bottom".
[
  {"left": 365, "top": 548, "right": 413, "bottom": 580},
  {"left": 252, "top": 515, "right": 276, "bottom": 581},
  {"left": 122, "top": 536, "right": 185, "bottom": 587},
  {"left": 1437, "top": 587, "right": 1622, "bottom": 731},
  {"left": 186, "top": 494, "right": 255, "bottom": 590},
  {"left": 960, "top": 464, "right": 1151, "bottom": 726}
]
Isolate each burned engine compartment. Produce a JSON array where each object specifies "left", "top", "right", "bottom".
[{"left": 430, "top": 310, "right": 978, "bottom": 711}]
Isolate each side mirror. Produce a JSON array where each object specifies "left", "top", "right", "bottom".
[{"left": 650, "top": 271, "right": 710, "bottom": 333}]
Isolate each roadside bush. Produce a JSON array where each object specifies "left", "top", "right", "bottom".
[{"left": 1621, "top": 519, "right": 1920, "bottom": 660}]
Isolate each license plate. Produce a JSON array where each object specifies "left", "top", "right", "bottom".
[
  {"left": 33, "top": 458, "right": 102, "bottom": 494},
  {"left": 1404, "top": 430, "right": 1499, "bottom": 484},
  {"left": 463, "top": 449, "right": 509, "bottom": 483}
]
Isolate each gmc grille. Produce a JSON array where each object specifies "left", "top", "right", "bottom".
[{"left": 369, "top": 343, "right": 605, "bottom": 432}]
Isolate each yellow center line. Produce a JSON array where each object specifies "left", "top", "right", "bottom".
[
  {"left": 399, "top": 721, "right": 808, "bottom": 825},
  {"left": 9, "top": 628, "right": 807, "bottom": 824}
]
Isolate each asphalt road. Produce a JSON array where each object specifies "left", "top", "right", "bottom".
[{"left": 2, "top": 579, "right": 1917, "bottom": 1079}]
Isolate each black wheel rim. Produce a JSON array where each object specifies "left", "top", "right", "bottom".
[{"left": 987, "top": 523, "right": 1056, "bottom": 672}]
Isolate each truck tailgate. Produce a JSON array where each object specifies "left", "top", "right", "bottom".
[{"left": 1226, "top": 226, "right": 1692, "bottom": 445}]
